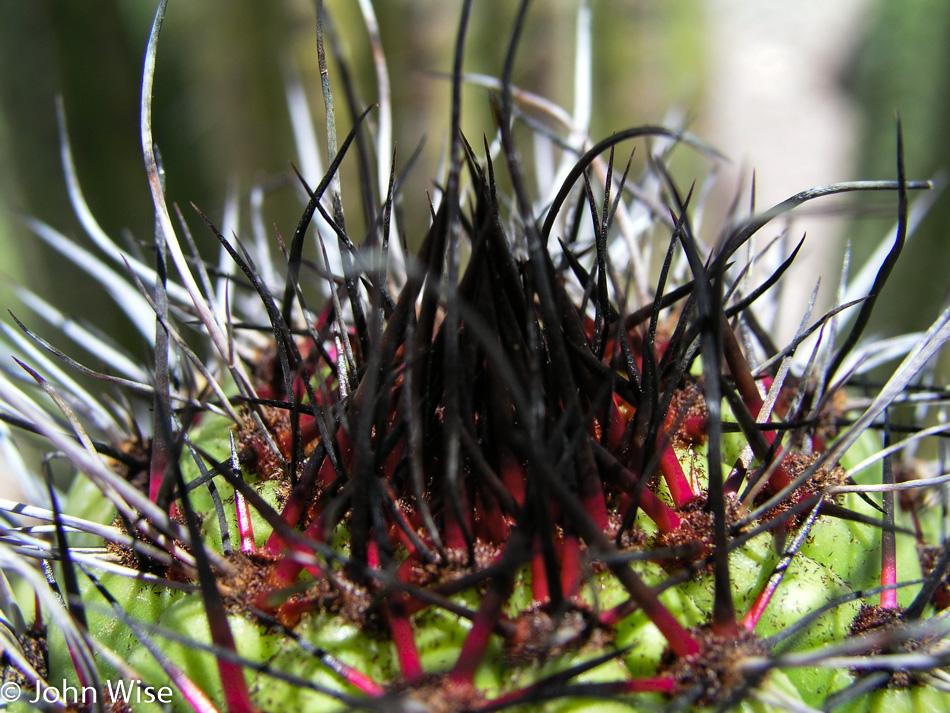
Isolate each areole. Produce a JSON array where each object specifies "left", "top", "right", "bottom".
[{"left": 0, "top": 2, "right": 948, "bottom": 712}]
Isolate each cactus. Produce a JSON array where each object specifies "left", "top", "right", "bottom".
[{"left": 1, "top": 1, "right": 950, "bottom": 712}]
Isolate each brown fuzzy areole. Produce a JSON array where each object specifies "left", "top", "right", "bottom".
[
  {"left": 5, "top": 2, "right": 950, "bottom": 712},
  {"left": 849, "top": 605, "right": 918, "bottom": 689},
  {"left": 662, "top": 625, "right": 770, "bottom": 706}
]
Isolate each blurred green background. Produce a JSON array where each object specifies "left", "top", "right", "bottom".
[{"left": 0, "top": 0, "right": 947, "bottom": 355}]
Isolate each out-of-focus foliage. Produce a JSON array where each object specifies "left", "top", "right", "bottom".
[
  {"left": 5, "top": 0, "right": 949, "bottom": 350},
  {"left": 845, "top": 0, "right": 950, "bottom": 337},
  {"left": 0, "top": 0, "right": 704, "bottom": 350}
]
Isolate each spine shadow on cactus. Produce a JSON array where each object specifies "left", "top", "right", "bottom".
[{"left": 1, "top": 0, "right": 949, "bottom": 712}]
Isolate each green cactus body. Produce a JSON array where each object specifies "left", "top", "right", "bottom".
[
  {"left": 2, "top": 2, "right": 950, "bottom": 713},
  {"left": 25, "top": 391, "right": 939, "bottom": 713}
]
